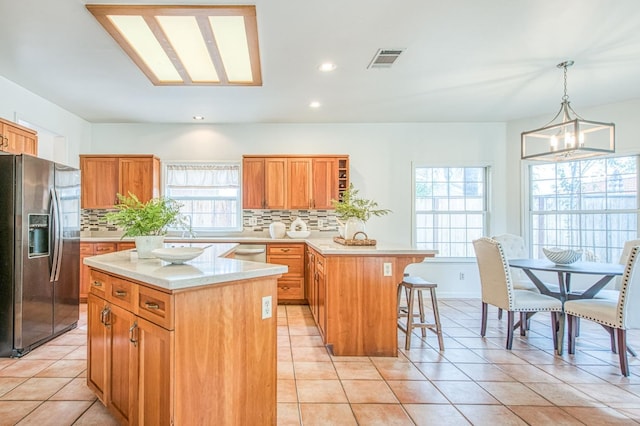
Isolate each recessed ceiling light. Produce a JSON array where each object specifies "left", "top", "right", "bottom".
[
  {"left": 87, "top": 4, "right": 262, "bottom": 86},
  {"left": 309, "top": 101, "right": 321, "bottom": 108},
  {"left": 193, "top": 115, "right": 205, "bottom": 120},
  {"left": 318, "top": 62, "right": 337, "bottom": 72}
]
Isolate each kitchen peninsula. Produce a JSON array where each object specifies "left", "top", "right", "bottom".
[{"left": 83, "top": 243, "right": 286, "bottom": 425}]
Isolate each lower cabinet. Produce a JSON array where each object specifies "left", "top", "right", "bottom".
[
  {"left": 87, "top": 266, "right": 277, "bottom": 425},
  {"left": 306, "top": 248, "right": 326, "bottom": 338},
  {"left": 267, "top": 243, "right": 305, "bottom": 303},
  {"left": 80, "top": 242, "right": 136, "bottom": 301}
]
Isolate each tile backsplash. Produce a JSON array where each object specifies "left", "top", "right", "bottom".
[{"left": 81, "top": 209, "right": 339, "bottom": 233}]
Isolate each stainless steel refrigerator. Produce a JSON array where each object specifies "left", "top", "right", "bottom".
[{"left": 0, "top": 153, "right": 80, "bottom": 357}]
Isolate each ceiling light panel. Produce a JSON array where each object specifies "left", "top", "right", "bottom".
[{"left": 87, "top": 4, "right": 262, "bottom": 86}]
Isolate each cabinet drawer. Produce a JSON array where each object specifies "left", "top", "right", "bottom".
[
  {"left": 268, "top": 245, "right": 304, "bottom": 256},
  {"left": 137, "top": 286, "right": 173, "bottom": 330},
  {"left": 80, "top": 243, "right": 93, "bottom": 254},
  {"left": 94, "top": 243, "right": 117, "bottom": 254},
  {"left": 108, "top": 277, "right": 138, "bottom": 311},
  {"left": 269, "top": 256, "right": 303, "bottom": 277},
  {"left": 277, "top": 279, "right": 304, "bottom": 300},
  {"left": 89, "top": 269, "right": 111, "bottom": 296},
  {"left": 117, "top": 242, "right": 136, "bottom": 251}
]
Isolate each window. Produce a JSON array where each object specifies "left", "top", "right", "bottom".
[
  {"left": 164, "top": 162, "right": 241, "bottom": 232},
  {"left": 528, "top": 155, "right": 639, "bottom": 262},
  {"left": 414, "top": 166, "right": 488, "bottom": 257}
]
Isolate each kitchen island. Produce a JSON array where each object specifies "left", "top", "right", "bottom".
[
  {"left": 83, "top": 243, "right": 286, "bottom": 426},
  {"left": 305, "top": 239, "right": 437, "bottom": 357}
]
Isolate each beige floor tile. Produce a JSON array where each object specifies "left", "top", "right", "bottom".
[
  {"left": 371, "top": 359, "right": 427, "bottom": 381},
  {"left": 404, "top": 404, "right": 471, "bottom": 425},
  {"left": 509, "top": 406, "right": 584, "bottom": 425},
  {"left": 278, "top": 361, "right": 295, "bottom": 379},
  {"left": 341, "top": 380, "right": 398, "bottom": 404},
  {"left": 562, "top": 406, "right": 637, "bottom": 425},
  {"left": 387, "top": 380, "right": 448, "bottom": 404},
  {"left": 351, "top": 403, "right": 414, "bottom": 425},
  {"left": 299, "top": 403, "right": 357, "bottom": 426},
  {"left": 296, "top": 379, "right": 348, "bottom": 403},
  {"left": 73, "top": 400, "right": 119, "bottom": 425},
  {"left": 478, "top": 381, "right": 552, "bottom": 406},
  {"left": 334, "top": 361, "right": 383, "bottom": 380},
  {"left": 574, "top": 383, "right": 640, "bottom": 408},
  {"left": 277, "top": 402, "right": 302, "bottom": 426},
  {"left": 526, "top": 382, "right": 603, "bottom": 407},
  {"left": 413, "top": 362, "right": 469, "bottom": 381},
  {"left": 454, "top": 362, "right": 515, "bottom": 381},
  {"left": 455, "top": 404, "right": 528, "bottom": 426},
  {"left": 0, "top": 401, "right": 41, "bottom": 425},
  {"left": 21, "top": 345, "right": 78, "bottom": 360},
  {"left": 0, "top": 377, "right": 28, "bottom": 398},
  {"left": 277, "top": 379, "right": 298, "bottom": 403},
  {"left": 49, "top": 378, "right": 97, "bottom": 401},
  {"left": 278, "top": 334, "right": 291, "bottom": 347},
  {"left": 278, "top": 347, "right": 293, "bottom": 362},
  {"left": 0, "top": 360, "right": 56, "bottom": 378},
  {"left": 497, "top": 363, "right": 561, "bottom": 383},
  {"left": 288, "top": 325, "right": 321, "bottom": 336},
  {"left": 536, "top": 363, "right": 607, "bottom": 384},
  {"left": 0, "top": 378, "right": 70, "bottom": 401},
  {"left": 473, "top": 348, "right": 529, "bottom": 364},
  {"left": 47, "top": 333, "right": 86, "bottom": 346},
  {"left": 58, "top": 347, "right": 87, "bottom": 360},
  {"left": 433, "top": 381, "right": 499, "bottom": 405},
  {"left": 291, "top": 346, "right": 331, "bottom": 362},
  {"left": 293, "top": 362, "right": 338, "bottom": 380},
  {"left": 15, "top": 400, "right": 91, "bottom": 425},
  {"left": 401, "top": 347, "right": 448, "bottom": 363},
  {"left": 35, "top": 360, "right": 87, "bottom": 378},
  {"left": 441, "top": 348, "right": 489, "bottom": 364},
  {"left": 290, "top": 335, "right": 325, "bottom": 347}
]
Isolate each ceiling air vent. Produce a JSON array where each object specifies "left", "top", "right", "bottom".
[{"left": 367, "top": 48, "right": 405, "bottom": 69}]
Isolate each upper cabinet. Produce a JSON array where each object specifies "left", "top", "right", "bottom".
[
  {"left": 80, "top": 155, "right": 160, "bottom": 209},
  {"left": 242, "top": 155, "right": 349, "bottom": 210},
  {"left": 0, "top": 118, "right": 38, "bottom": 156}
]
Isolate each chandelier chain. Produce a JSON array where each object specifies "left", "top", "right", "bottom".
[{"left": 562, "top": 64, "right": 569, "bottom": 102}]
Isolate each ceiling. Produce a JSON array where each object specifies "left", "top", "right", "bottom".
[{"left": 1, "top": 0, "right": 640, "bottom": 124}]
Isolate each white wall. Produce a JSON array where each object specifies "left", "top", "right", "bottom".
[
  {"left": 0, "top": 75, "right": 91, "bottom": 167},
  {"left": 90, "top": 122, "right": 508, "bottom": 297}
]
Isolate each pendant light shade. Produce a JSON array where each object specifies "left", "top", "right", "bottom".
[{"left": 521, "top": 61, "right": 615, "bottom": 161}]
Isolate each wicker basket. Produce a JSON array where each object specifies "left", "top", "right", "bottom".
[{"left": 333, "top": 231, "right": 377, "bottom": 246}]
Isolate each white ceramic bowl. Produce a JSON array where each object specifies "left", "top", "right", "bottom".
[
  {"left": 286, "top": 230, "right": 311, "bottom": 239},
  {"left": 152, "top": 247, "right": 204, "bottom": 264},
  {"left": 542, "top": 247, "right": 582, "bottom": 265}
]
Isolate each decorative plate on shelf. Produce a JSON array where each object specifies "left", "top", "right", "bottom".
[{"left": 151, "top": 247, "right": 204, "bottom": 264}]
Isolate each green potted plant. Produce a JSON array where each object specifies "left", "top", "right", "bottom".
[
  {"left": 331, "top": 183, "right": 391, "bottom": 239},
  {"left": 106, "top": 192, "right": 188, "bottom": 258}
]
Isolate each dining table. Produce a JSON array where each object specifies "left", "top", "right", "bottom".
[{"left": 508, "top": 259, "right": 624, "bottom": 301}]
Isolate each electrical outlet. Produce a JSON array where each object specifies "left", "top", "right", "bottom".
[
  {"left": 317, "top": 219, "right": 325, "bottom": 229},
  {"left": 383, "top": 262, "right": 392, "bottom": 276},
  {"left": 248, "top": 217, "right": 258, "bottom": 226},
  {"left": 459, "top": 272, "right": 465, "bottom": 280},
  {"left": 262, "top": 296, "right": 272, "bottom": 319}
]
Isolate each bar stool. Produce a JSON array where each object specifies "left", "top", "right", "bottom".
[{"left": 397, "top": 276, "right": 444, "bottom": 351}]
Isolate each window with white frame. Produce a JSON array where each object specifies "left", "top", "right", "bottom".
[
  {"left": 528, "top": 155, "right": 639, "bottom": 262},
  {"left": 414, "top": 166, "right": 488, "bottom": 257},
  {"left": 164, "top": 162, "right": 241, "bottom": 232}
]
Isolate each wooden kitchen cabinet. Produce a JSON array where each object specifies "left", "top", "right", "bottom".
[
  {"left": 0, "top": 118, "right": 38, "bottom": 155},
  {"left": 80, "top": 242, "right": 135, "bottom": 302},
  {"left": 242, "top": 155, "right": 348, "bottom": 210},
  {"left": 87, "top": 265, "right": 276, "bottom": 425},
  {"left": 267, "top": 243, "right": 305, "bottom": 303},
  {"left": 80, "top": 155, "right": 160, "bottom": 209}
]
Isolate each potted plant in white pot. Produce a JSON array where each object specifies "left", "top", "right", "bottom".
[
  {"left": 331, "top": 183, "right": 391, "bottom": 239},
  {"left": 106, "top": 192, "right": 189, "bottom": 258}
]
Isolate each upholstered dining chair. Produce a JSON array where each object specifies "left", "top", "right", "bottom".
[
  {"left": 473, "top": 237, "right": 564, "bottom": 352},
  {"left": 565, "top": 245, "right": 640, "bottom": 376}
]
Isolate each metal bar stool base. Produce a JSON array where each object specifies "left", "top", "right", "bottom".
[{"left": 397, "top": 276, "right": 444, "bottom": 351}]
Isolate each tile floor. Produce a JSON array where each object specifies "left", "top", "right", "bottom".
[{"left": 2, "top": 300, "right": 640, "bottom": 425}]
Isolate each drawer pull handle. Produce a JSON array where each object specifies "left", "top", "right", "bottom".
[
  {"left": 115, "top": 290, "right": 127, "bottom": 297},
  {"left": 129, "top": 321, "right": 138, "bottom": 347},
  {"left": 93, "top": 281, "right": 103, "bottom": 287},
  {"left": 281, "top": 248, "right": 290, "bottom": 252},
  {"left": 145, "top": 302, "right": 160, "bottom": 310}
]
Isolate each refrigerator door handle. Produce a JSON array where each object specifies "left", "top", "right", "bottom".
[
  {"left": 53, "top": 189, "right": 64, "bottom": 282},
  {"left": 49, "top": 189, "right": 62, "bottom": 282}
]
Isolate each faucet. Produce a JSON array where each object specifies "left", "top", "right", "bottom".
[{"left": 181, "top": 215, "right": 195, "bottom": 238}]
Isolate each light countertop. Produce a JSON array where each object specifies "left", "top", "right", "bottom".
[{"left": 83, "top": 243, "right": 288, "bottom": 291}]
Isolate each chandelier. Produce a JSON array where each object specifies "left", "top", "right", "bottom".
[{"left": 521, "top": 60, "right": 615, "bottom": 161}]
